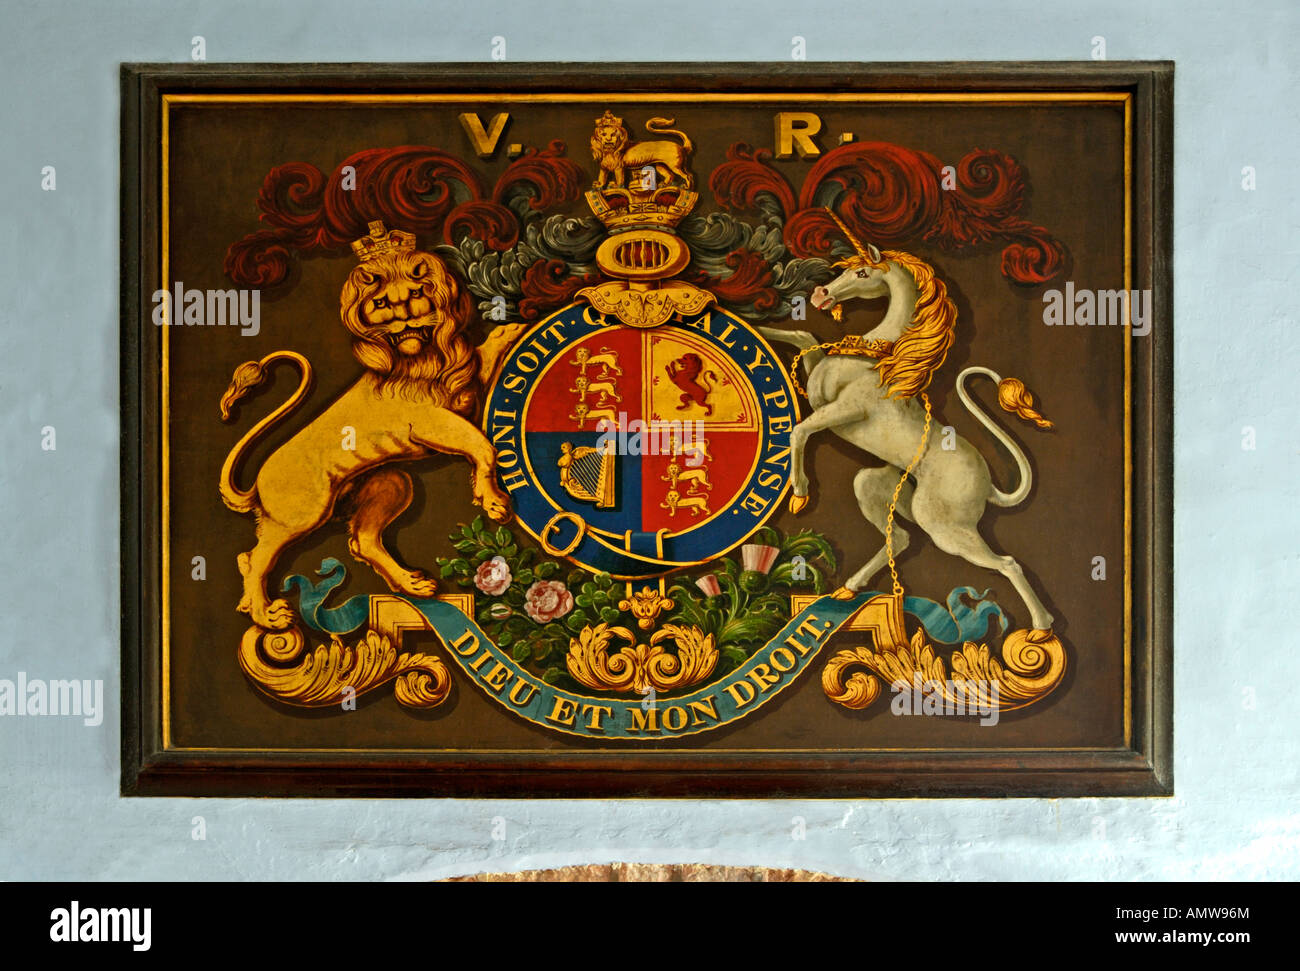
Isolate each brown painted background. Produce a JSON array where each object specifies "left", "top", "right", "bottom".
[{"left": 163, "top": 97, "right": 1126, "bottom": 752}]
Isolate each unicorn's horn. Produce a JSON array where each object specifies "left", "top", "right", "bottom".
[
  {"left": 826, "top": 208, "right": 868, "bottom": 258},
  {"left": 826, "top": 208, "right": 882, "bottom": 265}
]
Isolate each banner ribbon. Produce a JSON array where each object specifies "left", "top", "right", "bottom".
[{"left": 283, "top": 560, "right": 1005, "bottom": 739}]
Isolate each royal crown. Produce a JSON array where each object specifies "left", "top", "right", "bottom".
[
  {"left": 577, "top": 112, "right": 715, "bottom": 327},
  {"left": 585, "top": 112, "right": 701, "bottom": 281},
  {"left": 586, "top": 184, "right": 698, "bottom": 233},
  {"left": 351, "top": 220, "right": 416, "bottom": 262}
]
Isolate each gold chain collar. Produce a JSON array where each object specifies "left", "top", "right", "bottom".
[{"left": 787, "top": 335, "right": 894, "bottom": 399}]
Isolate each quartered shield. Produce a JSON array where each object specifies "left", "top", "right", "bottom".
[{"left": 485, "top": 305, "right": 799, "bottom": 578}]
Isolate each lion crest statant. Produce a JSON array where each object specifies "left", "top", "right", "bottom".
[{"left": 590, "top": 110, "right": 694, "bottom": 190}]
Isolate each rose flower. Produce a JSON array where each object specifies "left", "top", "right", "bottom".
[
  {"left": 474, "top": 555, "right": 513, "bottom": 596},
  {"left": 524, "top": 579, "right": 574, "bottom": 624}
]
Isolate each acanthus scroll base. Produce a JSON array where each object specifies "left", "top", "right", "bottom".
[
  {"left": 820, "top": 593, "right": 1066, "bottom": 713},
  {"left": 237, "top": 623, "right": 452, "bottom": 710}
]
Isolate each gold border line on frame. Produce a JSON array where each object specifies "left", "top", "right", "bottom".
[{"left": 159, "top": 89, "right": 1133, "bottom": 754}]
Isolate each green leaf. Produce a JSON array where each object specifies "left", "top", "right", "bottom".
[
  {"left": 768, "top": 562, "right": 798, "bottom": 587},
  {"left": 440, "top": 563, "right": 457, "bottom": 579},
  {"left": 536, "top": 561, "right": 559, "bottom": 579},
  {"left": 461, "top": 523, "right": 476, "bottom": 540},
  {"left": 519, "top": 547, "right": 536, "bottom": 567},
  {"left": 749, "top": 593, "right": 787, "bottom": 614},
  {"left": 783, "top": 530, "right": 837, "bottom": 571},
  {"left": 456, "top": 577, "right": 475, "bottom": 588},
  {"left": 472, "top": 514, "right": 485, "bottom": 535},
  {"left": 666, "top": 581, "right": 696, "bottom": 602},
  {"left": 453, "top": 538, "right": 477, "bottom": 554},
  {"left": 719, "top": 613, "right": 782, "bottom": 647},
  {"left": 664, "top": 590, "right": 704, "bottom": 627},
  {"left": 564, "top": 610, "right": 589, "bottom": 632},
  {"left": 495, "top": 525, "right": 512, "bottom": 546},
  {"left": 596, "top": 572, "right": 613, "bottom": 588},
  {"left": 516, "top": 568, "right": 534, "bottom": 585},
  {"left": 542, "top": 667, "right": 564, "bottom": 685},
  {"left": 501, "top": 543, "right": 518, "bottom": 558},
  {"left": 511, "top": 642, "right": 531, "bottom": 662},
  {"left": 722, "top": 646, "right": 749, "bottom": 666},
  {"left": 599, "top": 606, "right": 622, "bottom": 625},
  {"left": 575, "top": 594, "right": 594, "bottom": 609},
  {"left": 719, "top": 571, "right": 743, "bottom": 610},
  {"left": 567, "top": 569, "right": 587, "bottom": 587},
  {"left": 505, "top": 587, "right": 525, "bottom": 607},
  {"left": 448, "top": 558, "right": 470, "bottom": 573},
  {"left": 497, "top": 631, "right": 514, "bottom": 648}
]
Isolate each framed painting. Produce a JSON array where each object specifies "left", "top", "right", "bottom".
[{"left": 121, "top": 62, "right": 1172, "bottom": 796}]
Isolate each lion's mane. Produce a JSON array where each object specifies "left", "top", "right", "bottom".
[
  {"left": 591, "top": 123, "right": 630, "bottom": 171},
  {"left": 339, "top": 250, "right": 481, "bottom": 414}
]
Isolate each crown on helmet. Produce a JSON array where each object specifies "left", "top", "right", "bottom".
[{"left": 351, "top": 220, "right": 416, "bottom": 262}]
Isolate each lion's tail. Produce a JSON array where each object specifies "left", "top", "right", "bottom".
[
  {"left": 955, "top": 366, "right": 1054, "bottom": 509},
  {"left": 218, "top": 350, "right": 313, "bottom": 513},
  {"left": 645, "top": 117, "right": 692, "bottom": 154}
]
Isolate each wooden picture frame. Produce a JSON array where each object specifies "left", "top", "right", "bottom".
[{"left": 121, "top": 61, "right": 1172, "bottom": 797}]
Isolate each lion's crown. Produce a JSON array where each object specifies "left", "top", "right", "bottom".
[{"left": 351, "top": 220, "right": 416, "bottom": 262}]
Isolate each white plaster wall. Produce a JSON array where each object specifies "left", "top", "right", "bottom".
[{"left": 0, "top": 0, "right": 1295, "bottom": 880}]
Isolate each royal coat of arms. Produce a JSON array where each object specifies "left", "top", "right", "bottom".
[{"left": 124, "top": 64, "right": 1171, "bottom": 794}]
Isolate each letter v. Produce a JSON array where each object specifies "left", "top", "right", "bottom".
[{"left": 458, "top": 113, "right": 510, "bottom": 158}]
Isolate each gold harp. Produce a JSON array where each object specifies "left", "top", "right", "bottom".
[{"left": 558, "top": 440, "right": 617, "bottom": 509}]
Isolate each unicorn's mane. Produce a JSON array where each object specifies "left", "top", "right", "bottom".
[{"left": 836, "top": 249, "right": 957, "bottom": 399}]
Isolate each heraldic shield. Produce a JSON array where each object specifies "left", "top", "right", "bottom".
[{"left": 486, "top": 305, "right": 798, "bottom": 579}]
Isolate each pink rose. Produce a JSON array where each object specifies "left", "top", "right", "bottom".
[
  {"left": 474, "top": 556, "right": 513, "bottom": 596},
  {"left": 524, "top": 580, "right": 574, "bottom": 624}
]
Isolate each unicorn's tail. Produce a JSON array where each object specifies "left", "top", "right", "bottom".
[{"left": 955, "top": 366, "right": 1053, "bottom": 508}]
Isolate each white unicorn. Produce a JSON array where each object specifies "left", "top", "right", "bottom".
[{"left": 759, "top": 222, "right": 1057, "bottom": 631}]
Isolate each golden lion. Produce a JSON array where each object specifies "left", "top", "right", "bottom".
[
  {"left": 217, "top": 222, "right": 524, "bottom": 630},
  {"left": 591, "top": 111, "right": 693, "bottom": 190}
]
